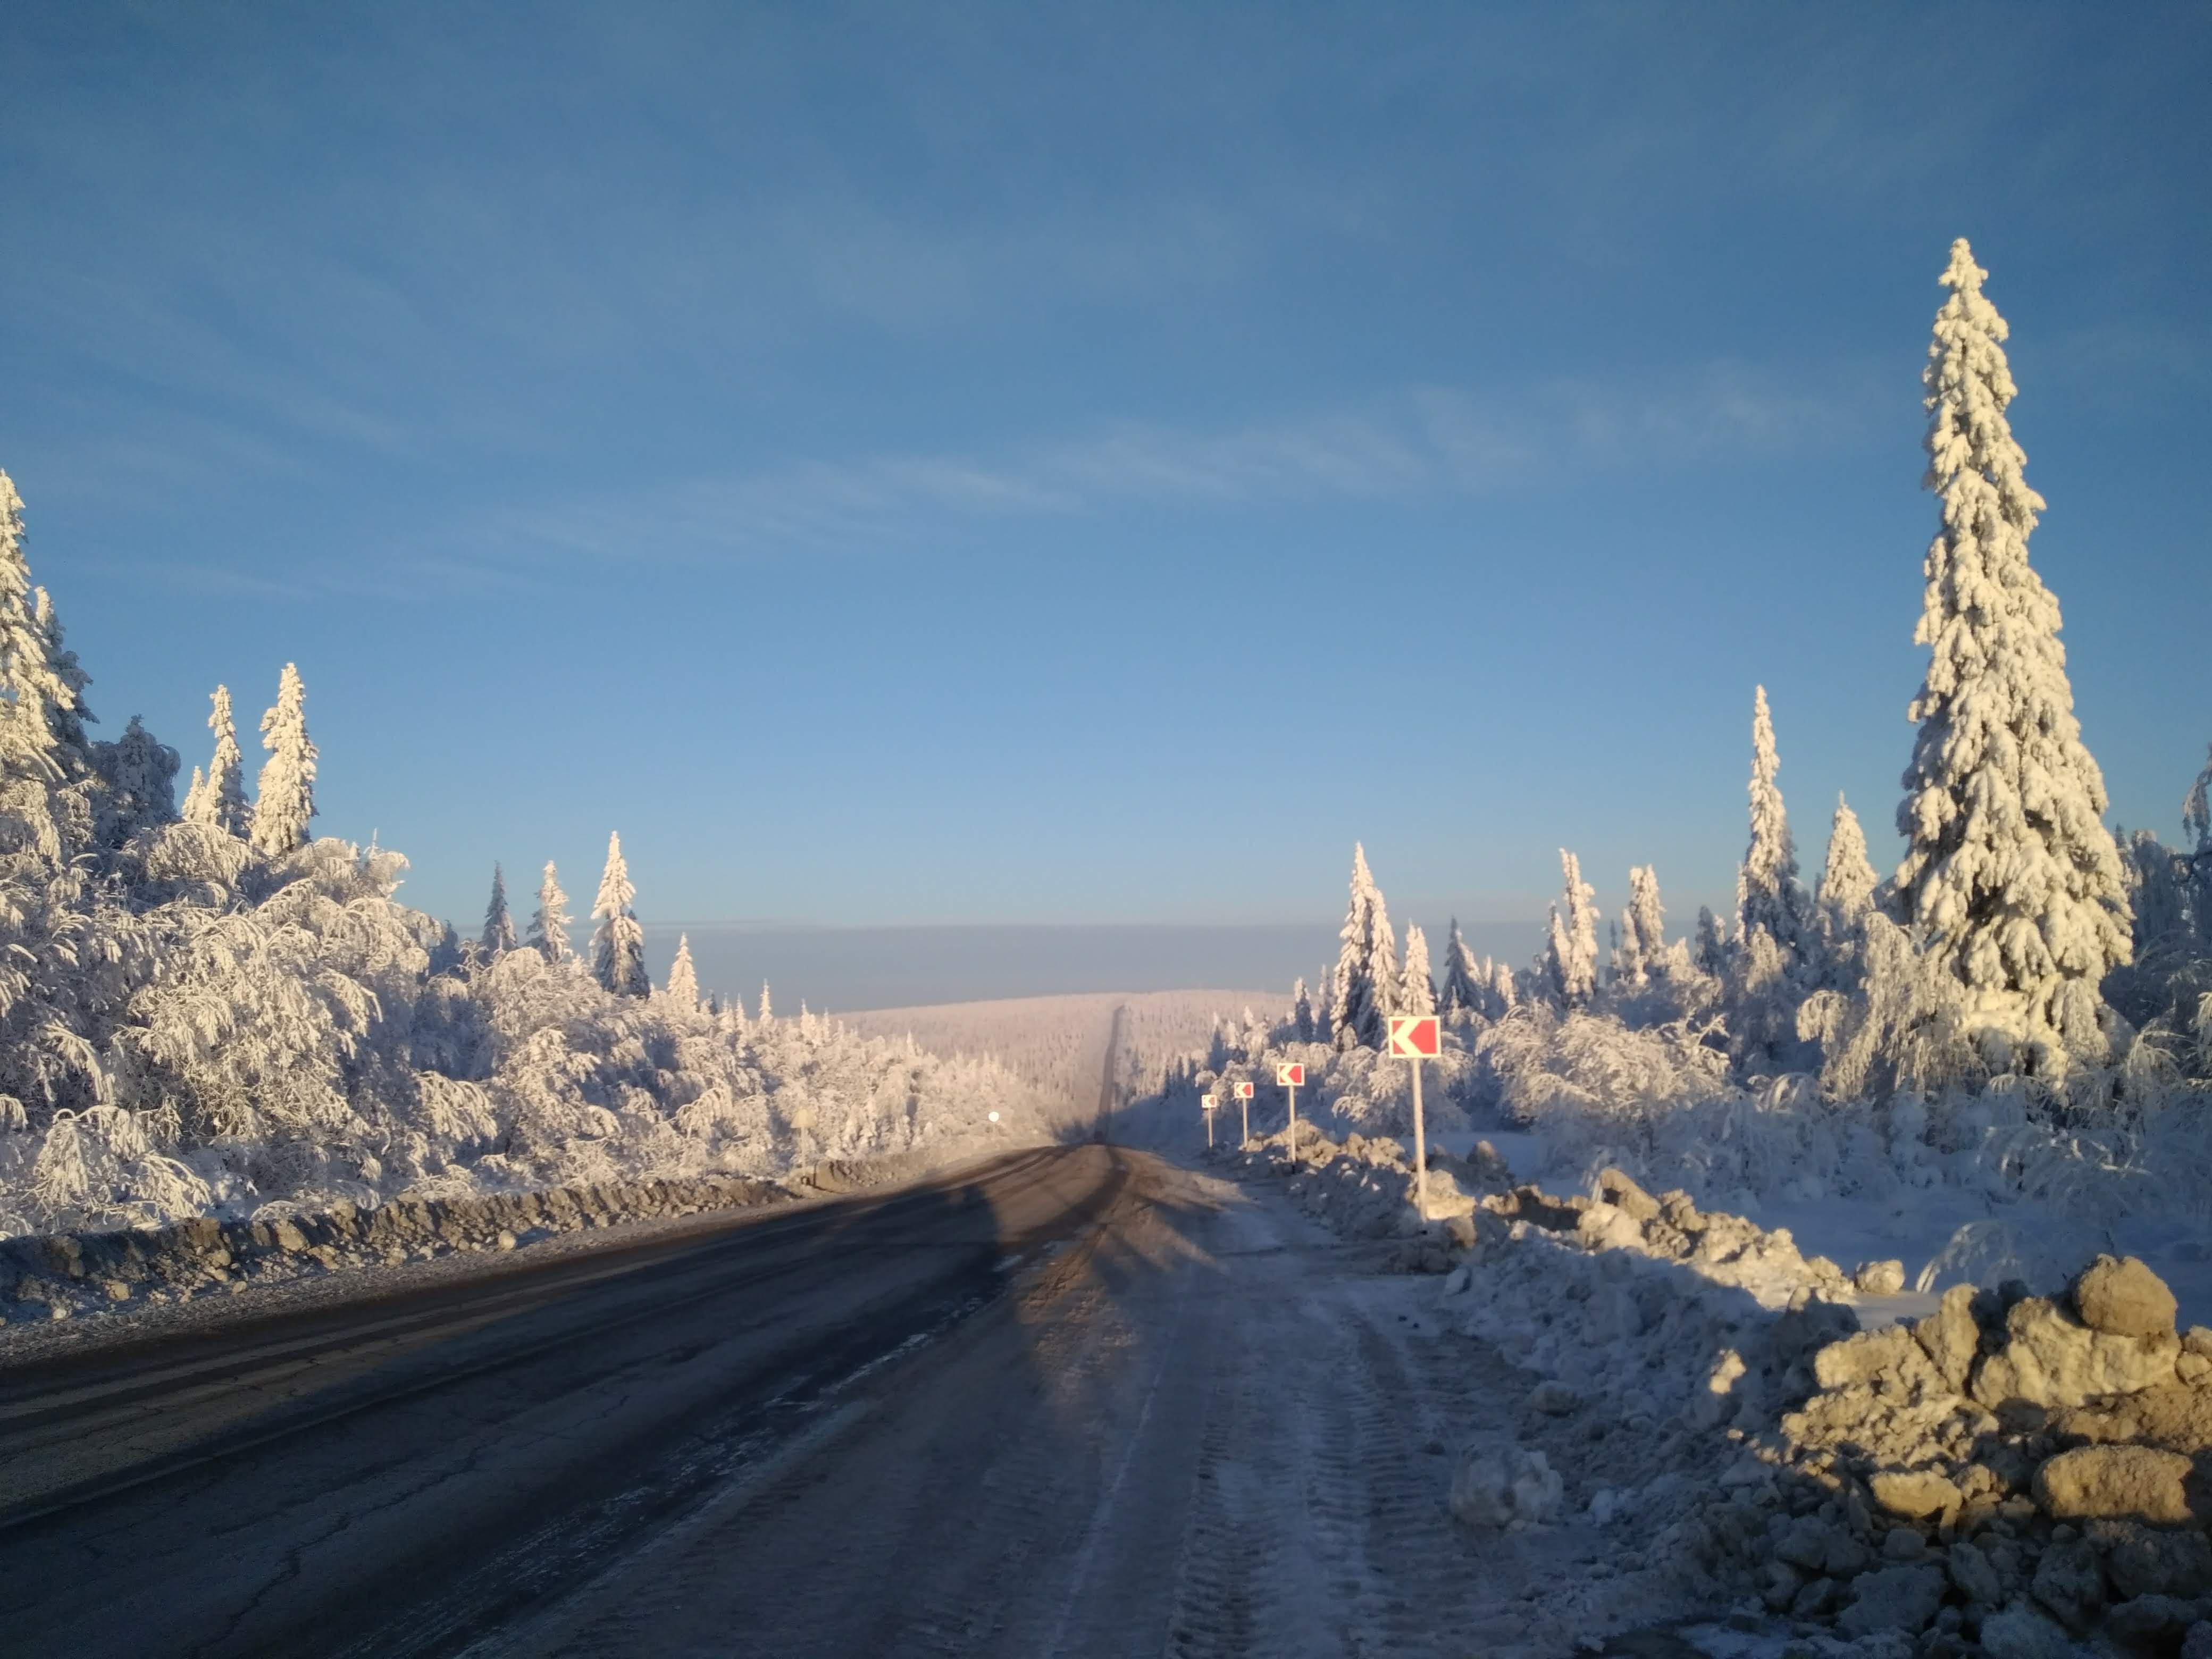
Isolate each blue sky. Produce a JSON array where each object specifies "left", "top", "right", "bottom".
[{"left": 3, "top": 3, "right": 2207, "bottom": 977}]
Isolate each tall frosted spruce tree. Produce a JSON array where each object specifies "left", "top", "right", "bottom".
[
  {"left": 591, "top": 832, "right": 650, "bottom": 996},
  {"left": 0, "top": 472, "right": 78, "bottom": 855},
  {"left": 1729, "top": 686, "right": 1812, "bottom": 1068},
  {"left": 1398, "top": 923, "right": 1437, "bottom": 1018},
  {"left": 1329, "top": 843, "right": 1398, "bottom": 1050},
  {"left": 1817, "top": 798, "right": 1878, "bottom": 933},
  {"left": 1738, "top": 686, "right": 1807, "bottom": 955},
  {"left": 186, "top": 685, "right": 252, "bottom": 839},
  {"left": 529, "top": 860, "right": 575, "bottom": 964},
  {"left": 1543, "top": 849, "right": 1599, "bottom": 1007},
  {"left": 1439, "top": 918, "right": 1485, "bottom": 1017},
  {"left": 665, "top": 933, "right": 700, "bottom": 1009},
  {"left": 481, "top": 864, "right": 518, "bottom": 957},
  {"left": 249, "top": 664, "right": 317, "bottom": 857},
  {"left": 1618, "top": 866, "right": 1668, "bottom": 987},
  {"left": 1892, "top": 239, "right": 2131, "bottom": 1069},
  {"left": 2186, "top": 747, "right": 2212, "bottom": 954}
]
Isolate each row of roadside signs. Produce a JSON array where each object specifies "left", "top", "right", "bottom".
[{"left": 1201, "top": 1014, "right": 1440, "bottom": 1212}]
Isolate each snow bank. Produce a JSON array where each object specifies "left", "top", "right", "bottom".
[{"left": 1, "top": 1169, "right": 786, "bottom": 1324}]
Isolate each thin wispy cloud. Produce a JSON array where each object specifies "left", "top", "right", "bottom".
[{"left": 448, "top": 359, "right": 1886, "bottom": 572}]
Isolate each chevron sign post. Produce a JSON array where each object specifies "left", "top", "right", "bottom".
[
  {"left": 1233, "top": 1079, "right": 1255, "bottom": 1145},
  {"left": 1388, "top": 1014, "right": 1442, "bottom": 1216},
  {"left": 1200, "top": 1092, "right": 1218, "bottom": 1149},
  {"left": 1275, "top": 1061, "right": 1305, "bottom": 1164}
]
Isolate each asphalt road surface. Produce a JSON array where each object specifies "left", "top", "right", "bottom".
[{"left": 0, "top": 1142, "right": 1615, "bottom": 1658}]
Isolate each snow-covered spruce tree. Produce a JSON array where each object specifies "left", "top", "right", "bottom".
[
  {"left": 1808, "top": 796, "right": 1880, "bottom": 992},
  {"left": 1542, "top": 849, "right": 1599, "bottom": 1007},
  {"left": 1489, "top": 959, "right": 1517, "bottom": 1015},
  {"left": 481, "top": 863, "right": 518, "bottom": 957},
  {"left": 1738, "top": 685, "right": 1808, "bottom": 958},
  {"left": 1892, "top": 239, "right": 2132, "bottom": 1072},
  {"left": 527, "top": 860, "right": 574, "bottom": 965},
  {"left": 90, "top": 714, "right": 180, "bottom": 848},
  {"left": 35, "top": 587, "right": 94, "bottom": 779},
  {"left": 1694, "top": 906, "right": 1729, "bottom": 977},
  {"left": 1439, "top": 918, "right": 1485, "bottom": 1018},
  {"left": 2186, "top": 744, "right": 2212, "bottom": 955},
  {"left": 1617, "top": 866, "right": 1668, "bottom": 988},
  {"left": 1727, "top": 687, "right": 1814, "bottom": 1070},
  {"left": 1291, "top": 977, "right": 1316, "bottom": 1042},
  {"left": 590, "top": 831, "right": 649, "bottom": 997},
  {"left": 0, "top": 472, "right": 81, "bottom": 857},
  {"left": 1399, "top": 923, "right": 1437, "bottom": 1018},
  {"left": 250, "top": 664, "right": 317, "bottom": 857},
  {"left": 187, "top": 685, "right": 252, "bottom": 839},
  {"left": 1328, "top": 843, "right": 1398, "bottom": 1050},
  {"left": 665, "top": 933, "right": 700, "bottom": 1010},
  {"left": 758, "top": 981, "right": 773, "bottom": 1023}
]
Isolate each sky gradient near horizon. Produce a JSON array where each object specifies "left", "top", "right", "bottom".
[{"left": 3, "top": 3, "right": 2207, "bottom": 968}]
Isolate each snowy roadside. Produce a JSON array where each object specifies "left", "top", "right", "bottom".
[
  {"left": 0, "top": 1139, "right": 1035, "bottom": 1365},
  {"left": 1208, "top": 1127, "right": 2212, "bottom": 1656}
]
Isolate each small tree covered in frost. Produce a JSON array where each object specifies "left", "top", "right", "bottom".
[
  {"left": 1728, "top": 688, "right": 1813, "bottom": 1069},
  {"left": 91, "top": 715, "right": 179, "bottom": 848},
  {"left": 1694, "top": 906, "right": 1728, "bottom": 977},
  {"left": 1292, "top": 977, "right": 1316, "bottom": 1041},
  {"left": 665, "top": 933, "right": 700, "bottom": 1010},
  {"left": 1399, "top": 923, "right": 1437, "bottom": 1018},
  {"left": 1329, "top": 843, "right": 1398, "bottom": 1050},
  {"left": 481, "top": 864, "right": 517, "bottom": 957},
  {"left": 1616, "top": 866, "right": 1667, "bottom": 988},
  {"left": 1543, "top": 849, "right": 1599, "bottom": 1007},
  {"left": 758, "top": 981, "right": 774, "bottom": 1023},
  {"left": 1439, "top": 918, "right": 1485, "bottom": 1018},
  {"left": 0, "top": 472, "right": 78, "bottom": 856},
  {"left": 528, "top": 861, "right": 573, "bottom": 965},
  {"left": 186, "top": 686, "right": 252, "bottom": 839},
  {"left": 1892, "top": 239, "right": 2131, "bottom": 1072},
  {"left": 2186, "top": 744, "right": 2212, "bottom": 955},
  {"left": 1738, "top": 685, "right": 1808, "bottom": 960},
  {"left": 590, "top": 832, "right": 649, "bottom": 998},
  {"left": 250, "top": 664, "right": 317, "bottom": 857},
  {"left": 1490, "top": 959, "right": 1517, "bottom": 1016},
  {"left": 1808, "top": 797, "right": 1880, "bottom": 992},
  {"left": 35, "top": 588, "right": 94, "bottom": 777},
  {"left": 1817, "top": 798, "right": 1878, "bottom": 937}
]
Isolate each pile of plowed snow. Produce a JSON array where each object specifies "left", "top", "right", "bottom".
[{"left": 1217, "top": 1132, "right": 2212, "bottom": 1654}]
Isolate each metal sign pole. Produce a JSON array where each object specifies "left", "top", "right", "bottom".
[
  {"left": 1239, "top": 1087, "right": 1249, "bottom": 1147},
  {"left": 1410, "top": 1056, "right": 1427, "bottom": 1218},
  {"left": 1286, "top": 1081, "right": 1298, "bottom": 1167}
]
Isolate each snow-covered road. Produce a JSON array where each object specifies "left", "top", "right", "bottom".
[{"left": 0, "top": 1143, "right": 1655, "bottom": 1658}]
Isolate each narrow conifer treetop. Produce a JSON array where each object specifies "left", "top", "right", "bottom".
[
  {"left": 591, "top": 831, "right": 650, "bottom": 997},
  {"left": 2185, "top": 743, "right": 2212, "bottom": 853},
  {"left": 250, "top": 664, "right": 317, "bottom": 857},
  {"left": 189, "top": 685, "right": 252, "bottom": 839},
  {"left": 1329, "top": 842, "right": 1399, "bottom": 1049},
  {"left": 1399, "top": 923, "right": 1437, "bottom": 1018},
  {"left": 0, "top": 473, "right": 72, "bottom": 793},
  {"left": 529, "top": 860, "right": 574, "bottom": 963},
  {"left": 1892, "top": 238, "right": 2131, "bottom": 1060},
  {"left": 1739, "top": 685, "right": 1804, "bottom": 954},
  {"left": 1620, "top": 865, "right": 1667, "bottom": 987},
  {"left": 1817, "top": 798, "right": 1878, "bottom": 931},
  {"left": 1545, "top": 849, "right": 1600, "bottom": 1006},
  {"left": 1439, "top": 917, "right": 1485, "bottom": 1015},
  {"left": 481, "top": 863, "right": 518, "bottom": 957},
  {"left": 666, "top": 934, "right": 700, "bottom": 1010}
]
